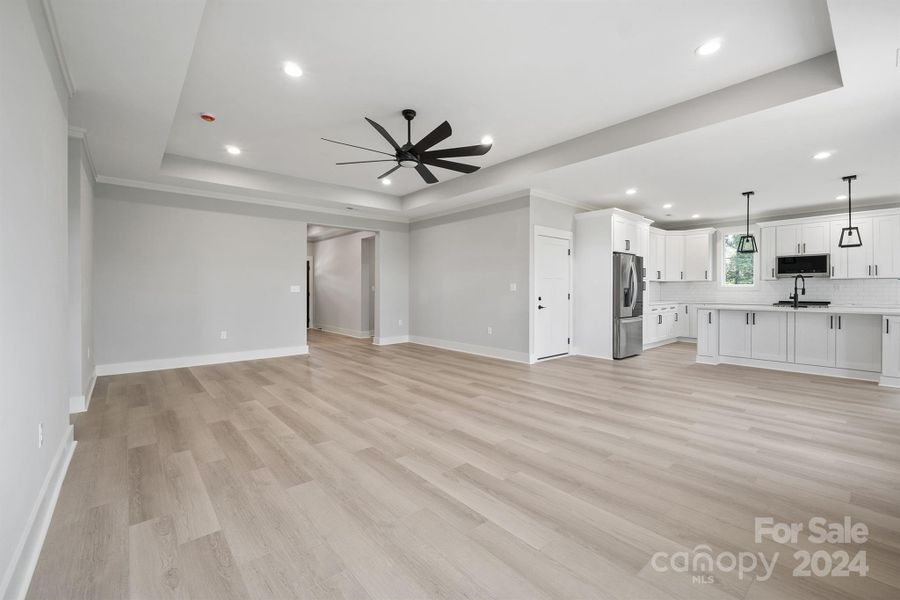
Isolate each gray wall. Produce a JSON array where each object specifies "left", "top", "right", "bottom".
[
  {"left": 67, "top": 138, "right": 94, "bottom": 403},
  {"left": 310, "top": 232, "right": 374, "bottom": 337},
  {"left": 94, "top": 196, "right": 309, "bottom": 366},
  {"left": 0, "top": 0, "right": 70, "bottom": 595},
  {"left": 361, "top": 236, "right": 375, "bottom": 333},
  {"left": 410, "top": 197, "right": 530, "bottom": 360}
]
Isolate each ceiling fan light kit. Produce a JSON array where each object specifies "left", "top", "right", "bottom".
[
  {"left": 323, "top": 108, "right": 492, "bottom": 184},
  {"left": 736, "top": 190, "right": 758, "bottom": 253},
  {"left": 838, "top": 174, "right": 862, "bottom": 248}
]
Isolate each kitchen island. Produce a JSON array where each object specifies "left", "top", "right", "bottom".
[{"left": 694, "top": 304, "right": 900, "bottom": 387}]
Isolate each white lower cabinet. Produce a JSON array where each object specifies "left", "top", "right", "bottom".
[
  {"left": 718, "top": 310, "right": 786, "bottom": 361},
  {"left": 883, "top": 316, "right": 900, "bottom": 379},
  {"left": 750, "top": 311, "right": 788, "bottom": 362},
  {"left": 794, "top": 313, "right": 835, "bottom": 367},
  {"left": 718, "top": 311, "right": 751, "bottom": 358},
  {"left": 835, "top": 314, "right": 882, "bottom": 372},
  {"left": 793, "top": 312, "right": 882, "bottom": 372},
  {"left": 697, "top": 310, "right": 716, "bottom": 357}
]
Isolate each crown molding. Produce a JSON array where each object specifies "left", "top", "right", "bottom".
[
  {"left": 94, "top": 176, "right": 412, "bottom": 224},
  {"left": 41, "top": 0, "right": 75, "bottom": 98},
  {"left": 529, "top": 188, "right": 594, "bottom": 211}
]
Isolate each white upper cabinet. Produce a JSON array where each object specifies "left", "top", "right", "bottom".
[
  {"left": 649, "top": 229, "right": 665, "bottom": 281},
  {"left": 664, "top": 234, "right": 685, "bottom": 281},
  {"left": 845, "top": 218, "right": 873, "bottom": 279},
  {"left": 612, "top": 215, "right": 640, "bottom": 255},
  {"left": 761, "top": 227, "right": 777, "bottom": 280},
  {"left": 873, "top": 214, "right": 900, "bottom": 278},
  {"left": 775, "top": 223, "right": 828, "bottom": 255},
  {"left": 683, "top": 233, "right": 712, "bottom": 281},
  {"left": 801, "top": 223, "right": 829, "bottom": 254},
  {"left": 764, "top": 208, "right": 898, "bottom": 280},
  {"left": 776, "top": 224, "right": 802, "bottom": 256}
]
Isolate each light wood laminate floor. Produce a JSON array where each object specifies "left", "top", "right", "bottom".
[{"left": 27, "top": 331, "right": 900, "bottom": 599}]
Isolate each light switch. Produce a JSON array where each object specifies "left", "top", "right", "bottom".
[
  {"left": 509, "top": 283, "right": 517, "bottom": 292},
  {"left": 220, "top": 330, "right": 228, "bottom": 340},
  {"left": 290, "top": 285, "right": 301, "bottom": 293}
]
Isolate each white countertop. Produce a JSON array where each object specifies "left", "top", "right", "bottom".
[{"left": 693, "top": 303, "right": 900, "bottom": 316}]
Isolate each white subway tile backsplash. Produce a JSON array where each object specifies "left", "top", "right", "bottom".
[{"left": 656, "top": 278, "right": 900, "bottom": 307}]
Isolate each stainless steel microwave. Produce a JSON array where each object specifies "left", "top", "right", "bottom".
[{"left": 776, "top": 254, "right": 830, "bottom": 278}]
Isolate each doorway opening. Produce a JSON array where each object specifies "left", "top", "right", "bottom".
[{"left": 306, "top": 224, "right": 377, "bottom": 349}]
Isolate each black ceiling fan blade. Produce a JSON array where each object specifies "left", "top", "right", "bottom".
[
  {"left": 336, "top": 159, "right": 396, "bottom": 165},
  {"left": 322, "top": 138, "right": 395, "bottom": 157},
  {"left": 412, "top": 121, "right": 452, "bottom": 153},
  {"left": 378, "top": 165, "right": 401, "bottom": 179},
  {"left": 364, "top": 117, "right": 402, "bottom": 152},
  {"left": 420, "top": 157, "right": 480, "bottom": 174},
  {"left": 421, "top": 143, "right": 492, "bottom": 159},
  {"left": 415, "top": 162, "right": 439, "bottom": 184}
]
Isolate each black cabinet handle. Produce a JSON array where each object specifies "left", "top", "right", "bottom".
[
  {"left": 803, "top": 243, "right": 806, "bottom": 254},
  {"left": 657, "top": 270, "right": 661, "bottom": 279},
  {"left": 875, "top": 265, "right": 879, "bottom": 276},
  {"left": 746, "top": 313, "right": 749, "bottom": 325},
  {"left": 838, "top": 315, "right": 842, "bottom": 329},
  {"left": 831, "top": 266, "right": 834, "bottom": 276},
  {"left": 675, "top": 313, "right": 678, "bottom": 322},
  {"left": 772, "top": 267, "right": 775, "bottom": 277},
  {"left": 680, "top": 271, "right": 684, "bottom": 280},
  {"left": 708, "top": 312, "right": 712, "bottom": 324},
  {"left": 704, "top": 270, "right": 708, "bottom": 279},
  {"left": 830, "top": 315, "right": 833, "bottom": 329},
  {"left": 886, "top": 319, "right": 890, "bottom": 334},
  {"left": 625, "top": 239, "right": 630, "bottom": 251},
  {"left": 752, "top": 313, "right": 756, "bottom": 325},
  {"left": 537, "top": 305, "right": 546, "bottom": 310}
]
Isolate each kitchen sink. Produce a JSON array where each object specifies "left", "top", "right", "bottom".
[{"left": 771, "top": 300, "right": 831, "bottom": 308}]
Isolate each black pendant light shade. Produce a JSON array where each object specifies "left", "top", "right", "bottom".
[
  {"left": 737, "top": 191, "right": 758, "bottom": 253},
  {"left": 838, "top": 175, "right": 861, "bottom": 248}
]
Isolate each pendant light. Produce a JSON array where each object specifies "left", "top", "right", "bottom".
[
  {"left": 838, "top": 175, "right": 861, "bottom": 248},
  {"left": 737, "top": 190, "right": 758, "bottom": 253}
]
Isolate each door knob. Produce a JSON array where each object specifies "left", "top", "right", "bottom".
[{"left": 537, "top": 305, "right": 546, "bottom": 310}]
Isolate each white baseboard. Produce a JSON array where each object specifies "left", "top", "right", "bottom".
[
  {"left": 699, "top": 354, "right": 881, "bottom": 383},
  {"left": 408, "top": 335, "right": 530, "bottom": 363},
  {"left": 373, "top": 335, "right": 409, "bottom": 346},
  {"left": 96, "top": 345, "right": 309, "bottom": 376},
  {"left": 68, "top": 371, "right": 96, "bottom": 414},
  {"left": 313, "top": 326, "right": 373, "bottom": 339},
  {"left": 0, "top": 425, "right": 76, "bottom": 600},
  {"left": 880, "top": 375, "right": 900, "bottom": 388}
]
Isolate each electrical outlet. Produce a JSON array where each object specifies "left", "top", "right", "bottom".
[
  {"left": 220, "top": 330, "right": 228, "bottom": 340},
  {"left": 509, "top": 283, "right": 517, "bottom": 292},
  {"left": 487, "top": 326, "right": 493, "bottom": 335},
  {"left": 38, "top": 423, "right": 43, "bottom": 448},
  {"left": 290, "top": 285, "right": 301, "bottom": 293}
]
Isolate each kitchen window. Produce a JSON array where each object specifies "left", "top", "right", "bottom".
[{"left": 719, "top": 227, "right": 758, "bottom": 287}]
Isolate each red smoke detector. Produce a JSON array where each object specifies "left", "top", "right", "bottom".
[{"left": 200, "top": 113, "right": 216, "bottom": 122}]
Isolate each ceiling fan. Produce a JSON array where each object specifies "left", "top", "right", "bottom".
[{"left": 322, "top": 109, "right": 492, "bottom": 184}]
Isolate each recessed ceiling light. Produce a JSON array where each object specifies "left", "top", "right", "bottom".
[
  {"left": 663, "top": 203, "right": 672, "bottom": 209},
  {"left": 695, "top": 38, "right": 722, "bottom": 56},
  {"left": 481, "top": 135, "right": 493, "bottom": 145},
  {"left": 813, "top": 151, "right": 832, "bottom": 160},
  {"left": 625, "top": 188, "right": 637, "bottom": 195},
  {"left": 691, "top": 214, "right": 700, "bottom": 219},
  {"left": 836, "top": 194, "right": 848, "bottom": 200},
  {"left": 225, "top": 145, "right": 241, "bottom": 155},
  {"left": 381, "top": 178, "right": 391, "bottom": 186},
  {"left": 283, "top": 61, "right": 303, "bottom": 77}
]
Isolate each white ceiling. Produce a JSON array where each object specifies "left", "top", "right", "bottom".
[{"left": 50, "top": 0, "right": 899, "bottom": 223}]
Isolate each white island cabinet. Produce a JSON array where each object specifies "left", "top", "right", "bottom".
[
  {"left": 696, "top": 304, "right": 896, "bottom": 386},
  {"left": 883, "top": 316, "right": 900, "bottom": 386}
]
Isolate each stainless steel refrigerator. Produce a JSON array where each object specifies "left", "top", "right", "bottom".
[{"left": 613, "top": 252, "right": 643, "bottom": 359}]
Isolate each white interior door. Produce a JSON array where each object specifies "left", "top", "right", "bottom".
[{"left": 535, "top": 234, "right": 571, "bottom": 359}]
